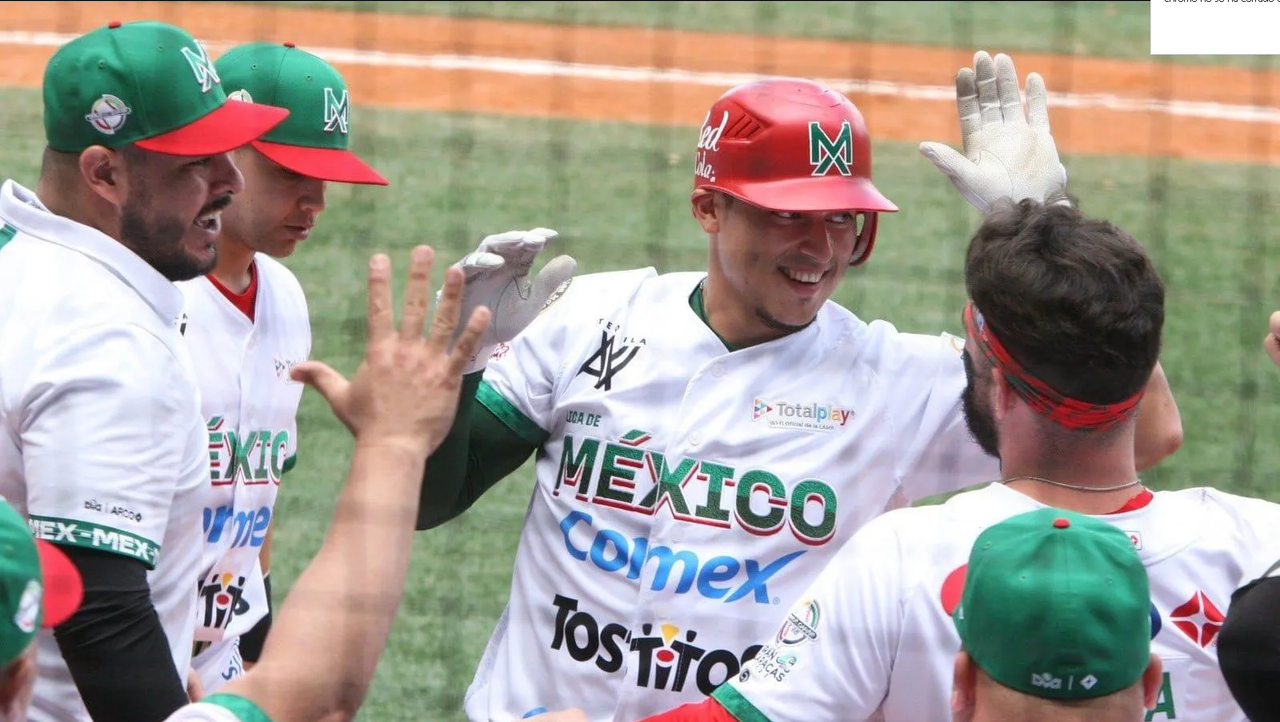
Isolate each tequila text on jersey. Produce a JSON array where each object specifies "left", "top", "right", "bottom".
[
  {"left": 577, "top": 326, "right": 645, "bottom": 392},
  {"left": 550, "top": 594, "right": 760, "bottom": 697},
  {"left": 207, "top": 416, "right": 292, "bottom": 486},
  {"left": 555, "top": 430, "right": 838, "bottom": 546}
]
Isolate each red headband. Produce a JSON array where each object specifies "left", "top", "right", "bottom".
[{"left": 962, "top": 300, "right": 1143, "bottom": 431}]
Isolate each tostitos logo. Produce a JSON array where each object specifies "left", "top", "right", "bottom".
[{"left": 85, "top": 94, "right": 131, "bottom": 135}]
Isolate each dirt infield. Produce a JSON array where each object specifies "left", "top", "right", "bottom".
[{"left": 0, "top": 0, "right": 1276, "bottom": 165}]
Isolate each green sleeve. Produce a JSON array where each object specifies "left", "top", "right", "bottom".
[{"left": 415, "top": 373, "right": 546, "bottom": 530}]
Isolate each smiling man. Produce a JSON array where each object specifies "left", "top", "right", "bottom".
[
  {"left": 0, "top": 19, "right": 288, "bottom": 722},
  {"left": 175, "top": 40, "right": 389, "bottom": 695},
  {"left": 410, "top": 53, "right": 1186, "bottom": 722}
]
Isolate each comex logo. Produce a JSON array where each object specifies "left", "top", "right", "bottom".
[{"left": 558, "top": 511, "right": 803, "bottom": 604}]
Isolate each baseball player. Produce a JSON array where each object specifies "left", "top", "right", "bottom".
[
  {"left": 400, "top": 53, "right": 1184, "bottom": 721},
  {"left": 177, "top": 41, "right": 390, "bottom": 694},
  {"left": 0, "top": 20, "right": 290, "bottom": 722},
  {"left": 0, "top": 246, "right": 493, "bottom": 722},
  {"left": 948, "top": 508, "right": 1164, "bottom": 722},
  {"left": 645, "top": 197, "right": 1279, "bottom": 722}
]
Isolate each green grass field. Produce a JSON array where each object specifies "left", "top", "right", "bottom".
[{"left": 5, "top": 1, "right": 1278, "bottom": 719}]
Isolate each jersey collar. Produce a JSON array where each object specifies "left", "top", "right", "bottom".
[{"left": 0, "top": 179, "right": 186, "bottom": 328}]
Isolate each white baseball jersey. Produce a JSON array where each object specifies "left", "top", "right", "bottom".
[
  {"left": 178, "top": 255, "right": 310, "bottom": 692},
  {"left": 462, "top": 268, "right": 999, "bottom": 722},
  {"left": 164, "top": 695, "right": 272, "bottom": 722},
  {"left": 720, "top": 482, "right": 1280, "bottom": 722},
  {"left": 0, "top": 179, "right": 209, "bottom": 721}
]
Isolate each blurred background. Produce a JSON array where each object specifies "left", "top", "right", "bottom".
[{"left": 2, "top": 2, "right": 1275, "bottom": 719}]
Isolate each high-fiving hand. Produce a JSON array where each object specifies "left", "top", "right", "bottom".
[
  {"left": 290, "top": 245, "right": 492, "bottom": 459},
  {"left": 919, "top": 50, "right": 1069, "bottom": 214},
  {"left": 450, "top": 228, "right": 577, "bottom": 373}
]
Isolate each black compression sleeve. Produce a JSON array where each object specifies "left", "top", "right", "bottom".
[{"left": 51, "top": 545, "right": 191, "bottom": 722}]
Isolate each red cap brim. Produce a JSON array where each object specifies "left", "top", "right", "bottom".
[
  {"left": 36, "top": 541, "right": 83, "bottom": 629},
  {"left": 134, "top": 99, "right": 290, "bottom": 157},
  {"left": 253, "top": 140, "right": 389, "bottom": 186},
  {"left": 717, "top": 175, "right": 899, "bottom": 214}
]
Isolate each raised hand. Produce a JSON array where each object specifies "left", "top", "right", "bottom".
[
  {"left": 450, "top": 228, "right": 577, "bottom": 372},
  {"left": 290, "top": 245, "right": 492, "bottom": 458},
  {"left": 918, "top": 50, "right": 1069, "bottom": 214}
]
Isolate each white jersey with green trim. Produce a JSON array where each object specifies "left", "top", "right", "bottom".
[
  {"left": 461, "top": 268, "right": 1000, "bottom": 722},
  {"left": 178, "top": 255, "right": 310, "bottom": 693},
  {"left": 717, "top": 482, "right": 1280, "bottom": 722},
  {"left": 0, "top": 179, "right": 209, "bottom": 721}
]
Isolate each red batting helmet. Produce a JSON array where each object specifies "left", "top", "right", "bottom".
[{"left": 692, "top": 78, "right": 898, "bottom": 265}]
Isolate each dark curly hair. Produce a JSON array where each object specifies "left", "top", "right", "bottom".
[{"left": 963, "top": 195, "right": 1165, "bottom": 406}]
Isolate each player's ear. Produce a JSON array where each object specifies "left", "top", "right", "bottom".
[
  {"left": 691, "top": 189, "right": 721, "bottom": 234},
  {"left": 78, "top": 145, "right": 127, "bottom": 207},
  {"left": 950, "top": 651, "right": 976, "bottom": 718},
  {"left": 1142, "top": 654, "right": 1164, "bottom": 709}
]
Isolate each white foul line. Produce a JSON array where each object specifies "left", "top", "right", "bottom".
[{"left": 1, "top": 29, "right": 1276, "bottom": 124}]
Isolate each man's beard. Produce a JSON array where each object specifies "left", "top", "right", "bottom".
[
  {"left": 119, "top": 185, "right": 226, "bottom": 282},
  {"left": 961, "top": 350, "right": 1001, "bottom": 459}
]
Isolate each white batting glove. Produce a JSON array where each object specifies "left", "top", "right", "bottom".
[
  {"left": 448, "top": 227, "right": 577, "bottom": 374},
  {"left": 918, "top": 51, "right": 1069, "bottom": 214}
]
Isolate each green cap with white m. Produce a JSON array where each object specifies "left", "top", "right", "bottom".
[
  {"left": 953, "top": 507, "right": 1153, "bottom": 701},
  {"left": 42, "top": 20, "right": 289, "bottom": 156},
  {"left": 214, "top": 41, "right": 389, "bottom": 185}
]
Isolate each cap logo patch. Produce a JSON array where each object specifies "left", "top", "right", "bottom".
[
  {"left": 85, "top": 94, "right": 131, "bottom": 135},
  {"left": 809, "top": 120, "right": 853, "bottom": 177},
  {"left": 180, "top": 42, "right": 221, "bottom": 93},
  {"left": 323, "top": 87, "right": 350, "bottom": 134},
  {"left": 14, "top": 579, "right": 41, "bottom": 633},
  {"left": 228, "top": 89, "right": 253, "bottom": 103}
]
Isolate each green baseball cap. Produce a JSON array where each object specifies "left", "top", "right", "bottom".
[
  {"left": 43, "top": 20, "right": 290, "bottom": 157},
  {"left": 214, "top": 42, "right": 389, "bottom": 186},
  {"left": 953, "top": 507, "right": 1152, "bottom": 701},
  {"left": 0, "top": 499, "right": 83, "bottom": 667}
]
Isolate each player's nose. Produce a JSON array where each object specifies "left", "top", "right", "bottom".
[
  {"left": 208, "top": 152, "right": 245, "bottom": 197},
  {"left": 298, "top": 178, "right": 326, "bottom": 215},
  {"left": 796, "top": 219, "right": 835, "bottom": 264}
]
